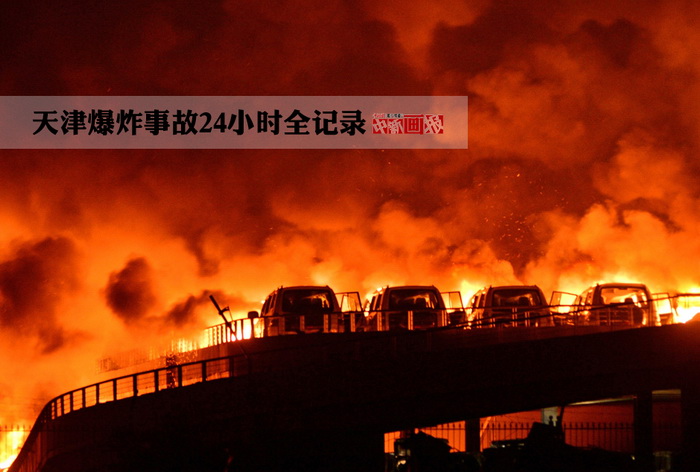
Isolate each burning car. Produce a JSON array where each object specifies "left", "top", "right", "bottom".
[
  {"left": 569, "top": 283, "right": 660, "bottom": 327},
  {"left": 250, "top": 285, "right": 361, "bottom": 335},
  {"left": 467, "top": 285, "right": 553, "bottom": 328},
  {"left": 362, "top": 285, "right": 451, "bottom": 331}
]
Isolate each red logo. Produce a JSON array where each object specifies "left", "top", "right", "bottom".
[{"left": 372, "top": 113, "right": 444, "bottom": 135}]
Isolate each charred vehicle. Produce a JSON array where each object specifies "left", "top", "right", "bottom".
[
  {"left": 468, "top": 285, "right": 553, "bottom": 328},
  {"left": 569, "top": 282, "right": 659, "bottom": 327},
  {"left": 363, "top": 285, "right": 455, "bottom": 331},
  {"left": 251, "top": 285, "right": 361, "bottom": 335}
]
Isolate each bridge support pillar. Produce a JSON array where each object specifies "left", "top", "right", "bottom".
[
  {"left": 634, "top": 391, "right": 654, "bottom": 472},
  {"left": 466, "top": 418, "right": 481, "bottom": 453},
  {"left": 682, "top": 379, "right": 700, "bottom": 472}
]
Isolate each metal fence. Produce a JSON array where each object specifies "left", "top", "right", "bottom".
[
  {"left": 47, "top": 356, "right": 249, "bottom": 421},
  {"left": 481, "top": 421, "right": 639, "bottom": 452},
  {"left": 203, "top": 309, "right": 465, "bottom": 344},
  {"left": 9, "top": 353, "right": 250, "bottom": 472},
  {"left": 202, "top": 293, "right": 700, "bottom": 345},
  {"left": 385, "top": 421, "right": 681, "bottom": 454},
  {"left": 203, "top": 303, "right": 661, "bottom": 347}
]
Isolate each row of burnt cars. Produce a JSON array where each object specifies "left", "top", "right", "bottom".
[{"left": 226, "top": 282, "right": 700, "bottom": 337}]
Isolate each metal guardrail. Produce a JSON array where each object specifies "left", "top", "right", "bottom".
[
  {"left": 205, "top": 295, "right": 695, "bottom": 343},
  {"left": 9, "top": 354, "right": 250, "bottom": 472},
  {"left": 466, "top": 294, "right": 699, "bottom": 329},
  {"left": 204, "top": 312, "right": 359, "bottom": 344},
  {"left": 203, "top": 309, "right": 467, "bottom": 344},
  {"left": 203, "top": 292, "right": 700, "bottom": 344}
]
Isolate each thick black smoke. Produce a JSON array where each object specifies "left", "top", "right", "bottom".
[
  {"left": 0, "top": 237, "right": 79, "bottom": 353},
  {"left": 104, "top": 257, "right": 156, "bottom": 324},
  {"left": 165, "top": 290, "right": 250, "bottom": 328}
]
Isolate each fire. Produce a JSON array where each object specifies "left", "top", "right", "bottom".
[
  {"left": 0, "top": 429, "right": 29, "bottom": 470},
  {"left": 673, "top": 290, "right": 700, "bottom": 323},
  {"left": 0, "top": 454, "right": 17, "bottom": 470}
]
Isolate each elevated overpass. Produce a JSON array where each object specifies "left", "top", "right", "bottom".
[{"left": 10, "top": 322, "right": 700, "bottom": 472}]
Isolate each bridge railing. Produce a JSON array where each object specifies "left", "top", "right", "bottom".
[
  {"left": 202, "top": 303, "right": 663, "bottom": 348},
  {"left": 467, "top": 299, "right": 683, "bottom": 330},
  {"left": 203, "top": 293, "right": 695, "bottom": 347},
  {"left": 467, "top": 307, "right": 555, "bottom": 329},
  {"left": 57, "top": 356, "right": 251, "bottom": 420},
  {"left": 203, "top": 311, "right": 361, "bottom": 344},
  {"left": 9, "top": 353, "right": 253, "bottom": 472},
  {"left": 203, "top": 308, "right": 471, "bottom": 344}
]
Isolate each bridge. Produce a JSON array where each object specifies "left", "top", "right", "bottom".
[{"left": 9, "top": 321, "right": 700, "bottom": 472}]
